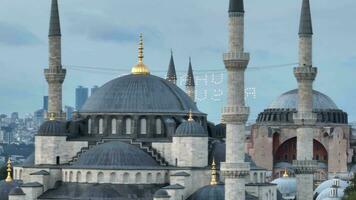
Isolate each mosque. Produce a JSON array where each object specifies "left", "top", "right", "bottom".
[{"left": 0, "top": 0, "right": 355, "bottom": 200}]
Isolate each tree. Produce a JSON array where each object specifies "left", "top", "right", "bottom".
[{"left": 343, "top": 174, "right": 356, "bottom": 200}]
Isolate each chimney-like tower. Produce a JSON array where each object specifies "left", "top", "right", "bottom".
[
  {"left": 221, "top": 0, "right": 250, "bottom": 199},
  {"left": 293, "top": 0, "right": 318, "bottom": 199},
  {"left": 185, "top": 57, "right": 195, "bottom": 102},
  {"left": 44, "top": 0, "right": 66, "bottom": 120},
  {"left": 166, "top": 50, "right": 177, "bottom": 84}
]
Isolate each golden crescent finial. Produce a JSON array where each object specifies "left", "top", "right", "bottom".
[
  {"left": 5, "top": 158, "right": 13, "bottom": 182},
  {"left": 132, "top": 33, "right": 150, "bottom": 75},
  {"left": 210, "top": 158, "right": 218, "bottom": 185}
]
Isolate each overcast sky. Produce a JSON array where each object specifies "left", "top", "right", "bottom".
[{"left": 0, "top": 0, "right": 355, "bottom": 123}]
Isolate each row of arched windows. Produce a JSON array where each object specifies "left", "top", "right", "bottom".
[
  {"left": 88, "top": 117, "right": 163, "bottom": 135},
  {"left": 63, "top": 170, "right": 168, "bottom": 184}
]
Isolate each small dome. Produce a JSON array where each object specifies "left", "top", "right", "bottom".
[
  {"left": 37, "top": 120, "right": 66, "bottom": 136},
  {"left": 187, "top": 184, "right": 224, "bottom": 200},
  {"left": 187, "top": 184, "right": 258, "bottom": 200},
  {"left": 316, "top": 187, "right": 345, "bottom": 200},
  {"left": 175, "top": 120, "right": 207, "bottom": 137},
  {"left": 271, "top": 176, "right": 297, "bottom": 198},
  {"left": 314, "top": 179, "right": 349, "bottom": 196},
  {"left": 154, "top": 189, "right": 170, "bottom": 198},
  {"left": 72, "top": 141, "right": 159, "bottom": 168},
  {"left": 0, "top": 180, "right": 22, "bottom": 200},
  {"left": 269, "top": 89, "right": 338, "bottom": 110},
  {"left": 9, "top": 187, "right": 25, "bottom": 196}
]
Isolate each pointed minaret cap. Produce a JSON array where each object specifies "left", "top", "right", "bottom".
[
  {"left": 229, "top": 0, "right": 244, "bottom": 13},
  {"left": 185, "top": 57, "right": 195, "bottom": 87},
  {"left": 49, "top": 0, "right": 61, "bottom": 37},
  {"left": 299, "top": 0, "right": 313, "bottom": 35},
  {"left": 166, "top": 50, "right": 177, "bottom": 83}
]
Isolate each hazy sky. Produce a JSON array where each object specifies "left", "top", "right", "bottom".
[{"left": 0, "top": 0, "right": 355, "bottom": 123}]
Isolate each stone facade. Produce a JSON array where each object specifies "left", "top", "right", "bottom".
[{"left": 172, "top": 137, "right": 208, "bottom": 167}]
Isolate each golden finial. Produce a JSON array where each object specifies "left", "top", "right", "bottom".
[
  {"left": 5, "top": 158, "right": 13, "bottom": 182},
  {"left": 188, "top": 109, "right": 194, "bottom": 122},
  {"left": 283, "top": 168, "right": 289, "bottom": 178},
  {"left": 49, "top": 112, "right": 56, "bottom": 121},
  {"left": 132, "top": 33, "right": 150, "bottom": 75},
  {"left": 210, "top": 158, "right": 218, "bottom": 185}
]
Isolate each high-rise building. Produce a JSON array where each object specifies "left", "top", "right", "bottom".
[
  {"left": 65, "top": 106, "right": 74, "bottom": 120},
  {"left": 91, "top": 86, "right": 99, "bottom": 96},
  {"left": 75, "top": 86, "right": 88, "bottom": 111},
  {"left": 43, "top": 96, "right": 49, "bottom": 111}
]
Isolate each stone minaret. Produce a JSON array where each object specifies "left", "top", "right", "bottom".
[
  {"left": 44, "top": 0, "right": 66, "bottom": 120},
  {"left": 293, "top": 0, "right": 318, "bottom": 199},
  {"left": 221, "top": 0, "right": 250, "bottom": 200},
  {"left": 185, "top": 57, "right": 195, "bottom": 102},
  {"left": 166, "top": 50, "right": 177, "bottom": 84}
]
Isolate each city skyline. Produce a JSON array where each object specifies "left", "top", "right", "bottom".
[{"left": 0, "top": 0, "right": 355, "bottom": 123}]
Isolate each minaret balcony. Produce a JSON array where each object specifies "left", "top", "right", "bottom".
[
  {"left": 223, "top": 52, "right": 250, "bottom": 61},
  {"left": 222, "top": 106, "right": 249, "bottom": 123},
  {"left": 294, "top": 66, "right": 317, "bottom": 81},
  {"left": 293, "top": 112, "right": 317, "bottom": 125}
]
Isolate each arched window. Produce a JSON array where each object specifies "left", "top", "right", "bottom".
[
  {"left": 126, "top": 118, "right": 132, "bottom": 135},
  {"left": 111, "top": 119, "right": 117, "bottom": 134},
  {"left": 135, "top": 173, "right": 142, "bottom": 183},
  {"left": 140, "top": 118, "right": 147, "bottom": 134},
  {"left": 88, "top": 118, "right": 92, "bottom": 134},
  {"left": 19, "top": 170, "right": 22, "bottom": 180},
  {"left": 77, "top": 171, "right": 82, "bottom": 182},
  {"left": 99, "top": 118, "right": 104, "bottom": 134},
  {"left": 253, "top": 173, "right": 258, "bottom": 183},
  {"left": 156, "top": 173, "right": 162, "bottom": 183},
  {"left": 110, "top": 172, "right": 117, "bottom": 183},
  {"left": 123, "top": 172, "right": 130, "bottom": 183},
  {"left": 69, "top": 171, "right": 73, "bottom": 182},
  {"left": 86, "top": 172, "right": 92, "bottom": 183},
  {"left": 97, "top": 172, "right": 104, "bottom": 183},
  {"left": 64, "top": 171, "right": 68, "bottom": 182},
  {"left": 156, "top": 118, "right": 162, "bottom": 135},
  {"left": 147, "top": 173, "right": 153, "bottom": 183}
]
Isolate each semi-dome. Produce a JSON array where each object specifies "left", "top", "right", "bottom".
[
  {"left": 80, "top": 74, "right": 200, "bottom": 114},
  {"left": 71, "top": 141, "right": 159, "bottom": 168},
  {"left": 154, "top": 189, "right": 170, "bottom": 198},
  {"left": 269, "top": 89, "right": 338, "bottom": 110},
  {"left": 271, "top": 176, "right": 297, "bottom": 199},
  {"left": 175, "top": 118, "right": 207, "bottom": 137},
  {"left": 37, "top": 120, "right": 67, "bottom": 136}
]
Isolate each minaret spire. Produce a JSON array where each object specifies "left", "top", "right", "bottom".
[
  {"left": 166, "top": 50, "right": 177, "bottom": 84},
  {"left": 45, "top": 0, "right": 66, "bottom": 120},
  {"left": 299, "top": 0, "right": 313, "bottom": 35},
  {"left": 221, "top": 0, "right": 250, "bottom": 199},
  {"left": 49, "top": 0, "right": 61, "bottom": 36},
  {"left": 185, "top": 57, "right": 195, "bottom": 102},
  {"left": 293, "top": 0, "right": 318, "bottom": 199}
]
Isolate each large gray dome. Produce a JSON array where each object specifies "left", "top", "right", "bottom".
[
  {"left": 80, "top": 74, "right": 200, "bottom": 114},
  {"left": 269, "top": 89, "right": 338, "bottom": 110},
  {"left": 71, "top": 141, "right": 159, "bottom": 169}
]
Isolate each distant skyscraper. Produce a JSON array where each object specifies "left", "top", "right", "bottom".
[
  {"left": 75, "top": 86, "right": 88, "bottom": 110},
  {"left": 91, "top": 86, "right": 99, "bottom": 96},
  {"left": 43, "top": 96, "right": 49, "bottom": 111},
  {"left": 65, "top": 106, "right": 74, "bottom": 120},
  {"left": 11, "top": 112, "right": 19, "bottom": 122}
]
